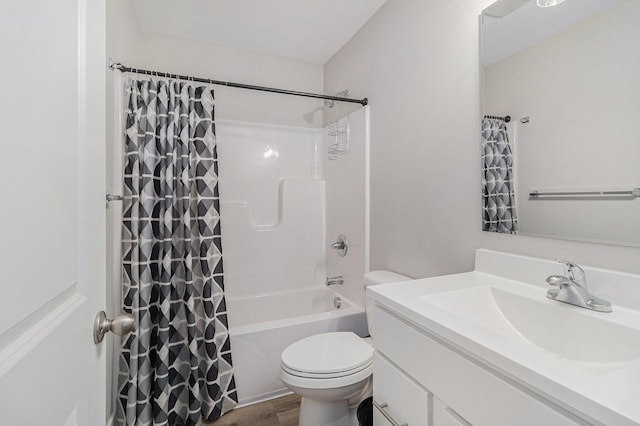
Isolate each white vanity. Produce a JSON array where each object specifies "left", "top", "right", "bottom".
[{"left": 367, "top": 250, "right": 640, "bottom": 426}]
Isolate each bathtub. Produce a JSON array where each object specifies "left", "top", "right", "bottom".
[{"left": 227, "top": 286, "right": 368, "bottom": 406}]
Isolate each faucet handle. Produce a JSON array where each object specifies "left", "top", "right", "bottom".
[{"left": 555, "top": 260, "right": 587, "bottom": 284}]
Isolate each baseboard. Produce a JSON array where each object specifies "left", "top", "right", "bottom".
[{"left": 236, "top": 389, "right": 293, "bottom": 409}]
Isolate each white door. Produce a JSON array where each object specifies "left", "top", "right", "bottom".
[{"left": 0, "top": 0, "right": 107, "bottom": 425}]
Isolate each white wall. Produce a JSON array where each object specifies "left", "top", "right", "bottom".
[
  {"left": 325, "top": 0, "right": 640, "bottom": 276},
  {"left": 325, "top": 0, "right": 483, "bottom": 278},
  {"left": 484, "top": 0, "right": 640, "bottom": 246}
]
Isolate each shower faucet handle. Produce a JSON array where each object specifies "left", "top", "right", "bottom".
[
  {"left": 331, "top": 241, "right": 346, "bottom": 250},
  {"left": 331, "top": 234, "right": 348, "bottom": 257}
]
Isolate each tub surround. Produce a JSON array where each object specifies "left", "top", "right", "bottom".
[
  {"left": 323, "top": 106, "right": 370, "bottom": 308},
  {"left": 368, "top": 249, "right": 640, "bottom": 425},
  {"left": 217, "top": 120, "right": 325, "bottom": 299},
  {"left": 217, "top": 111, "right": 370, "bottom": 406},
  {"left": 217, "top": 110, "right": 369, "bottom": 306}
]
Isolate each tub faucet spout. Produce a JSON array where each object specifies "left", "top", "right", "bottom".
[{"left": 326, "top": 276, "right": 344, "bottom": 286}]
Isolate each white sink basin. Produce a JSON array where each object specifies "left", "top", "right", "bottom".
[
  {"left": 422, "top": 285, "right": 640, "bottom": 366},
  {"left": 367, "top": 250, "right": 640, "bottom": 425}
]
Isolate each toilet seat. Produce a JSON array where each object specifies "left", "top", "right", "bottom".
[
  {"left": 280, "top": 332, "right": 374, "bottom": 389},
  {"left": 282, "top": 359, "right": 373, "bottom": 379},
  {"left": 281, "top": 332, "right": 373, "bottom": 376}
]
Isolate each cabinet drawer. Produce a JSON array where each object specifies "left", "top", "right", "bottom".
[
  {"left": 434, "top": 396, "right": 472, "bottom": 426},
  {"left": 374, "top": 306, "right": 589, "bottom": 426},
  {"left": 373, "top": 352, "right": 431, "bottom": 426}
]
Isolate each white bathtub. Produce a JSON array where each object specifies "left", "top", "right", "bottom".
[{"left": 227, "top": 286, "right": 368, "bottom": 406}]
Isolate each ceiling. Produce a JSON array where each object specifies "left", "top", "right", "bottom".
[{"left": 130, "top": 0, "right": 387, "bottom": 64}]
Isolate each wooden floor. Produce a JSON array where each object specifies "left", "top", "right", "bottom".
[{"left": 206, "top": 394, "right": 301, "bottom": 426}]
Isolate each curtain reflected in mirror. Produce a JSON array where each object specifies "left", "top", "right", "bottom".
[{"left": 481, "top": 116, "right": 518, "bottom": 234}]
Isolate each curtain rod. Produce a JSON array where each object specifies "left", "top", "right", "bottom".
[
  {"left": 484, "top": 114, "right": 511, "bottom": 123},
  {"left": 109, "top": 60, "right": 368, "bottom": 106}
]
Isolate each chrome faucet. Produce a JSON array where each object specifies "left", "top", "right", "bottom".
[
  {"left": 326, "top": 276, "right": 344, "bottom": 286},
  {"left": 545, "top": 260, "right": 612, "bottom": 312}
]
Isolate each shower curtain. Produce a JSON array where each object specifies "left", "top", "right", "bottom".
[
  {"left": 116, "top": 77, "right": 237, "bottom": 426},
  {"left": 481, "top": 117, "right": 518, "bottom": 234}
]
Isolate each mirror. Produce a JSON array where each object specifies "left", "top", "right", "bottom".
[{"left": 480, "top": 0, "right": 640, "bottom": 246}]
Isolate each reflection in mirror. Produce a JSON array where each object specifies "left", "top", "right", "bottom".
[{"left": 480, "top": 0, "right": 640, "bottom": 246}]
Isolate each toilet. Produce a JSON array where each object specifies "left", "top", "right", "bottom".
[{"left": 280, "top": 271, "right": 410, "bottom": 426}]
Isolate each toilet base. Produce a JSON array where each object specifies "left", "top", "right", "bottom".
[
  {"left": 299, "top": 397, "right": 350, "bottom": 426},
  {"left": 283, "top": 377, "right": 370, "bottom": 426}
]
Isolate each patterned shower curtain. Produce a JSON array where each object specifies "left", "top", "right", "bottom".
[
  {"left": 116, "top": 78, "right": 237, "bottom": 426},
  {"left": 481, "top": 117, "right": 518, "bottom": 234}
]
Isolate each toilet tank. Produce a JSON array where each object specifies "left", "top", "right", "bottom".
[{"left": 364, "top": 271, "right": 411, "bottom": 338}]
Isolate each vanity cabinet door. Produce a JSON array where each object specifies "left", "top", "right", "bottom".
[
  {"left": 433, "top": 397, "right": 472, "bottom": 426},
  {"left": 372, "top": 409, "right": 395, "bottom": 426},
  {"left": 373, "top": 352, "right": 432, "bottom": 426}
]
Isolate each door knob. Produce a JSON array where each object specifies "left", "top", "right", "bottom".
[{"left": 93, "top": 311, "right": 135, "bottom": 344}]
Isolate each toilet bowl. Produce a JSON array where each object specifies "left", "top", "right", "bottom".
[{"left": 280, "top": 271, "right": 410, "bottom": 426}]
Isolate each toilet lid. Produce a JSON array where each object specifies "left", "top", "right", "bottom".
[{"left": 281, "top": 332, "right": 373, "bottom": 375}]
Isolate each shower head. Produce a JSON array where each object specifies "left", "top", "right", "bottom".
[
  {"left": 306, "top": 90, "right": 350, "bottom": 123},
  {"left": 323, "top": 90, "right": 349, "bottom": 109}
]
